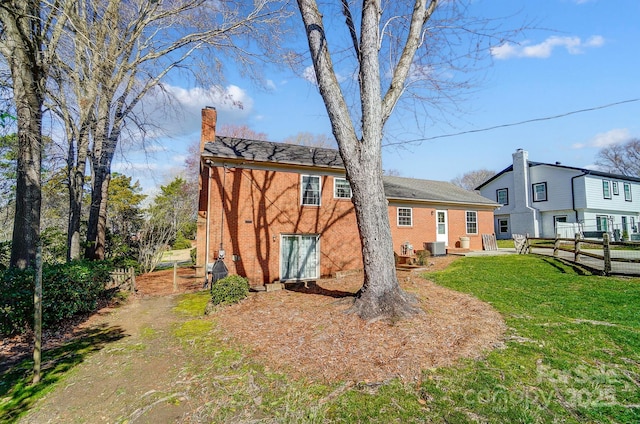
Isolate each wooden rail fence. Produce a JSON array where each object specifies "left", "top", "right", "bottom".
[{"left": 514, "top": 233, "right": 640, "bottom": 276}]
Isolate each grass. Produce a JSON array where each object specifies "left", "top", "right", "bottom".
[
  {"left": 3, "top": 255, "right": 639, "bottom": 423},
  {"left": 419, "top": 255, "right": 640, "bottom": 423}
]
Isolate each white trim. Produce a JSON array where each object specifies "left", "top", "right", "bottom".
[
  {"left": 397, "top": 207, "right": 413, "bottom": 227},
  {"left": 333, "top": 177, "right": 352, "bottom": 199},
  {"left": 300, "top": 174, "right": 321, "bottom": 206}
]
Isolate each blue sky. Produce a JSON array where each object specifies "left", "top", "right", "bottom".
[{"left": 116, "top": 0, "right": 640, "bottom": 194}]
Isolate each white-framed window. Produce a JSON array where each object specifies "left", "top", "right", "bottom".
[
  {"left": 596, "top": 215, "right": 609, "bottom": 232},
  {"left": 466, "top": 211, "right": 478, "bottom": 234},
  {"left": 613, "top": 181, "right": 619, "bottom": 195},
  {"left": 603, "top": 180, "right": 612, "bottom": 199},
  {"left": 496, "top": 188, "right": 508, "bottom": 205},
  {"left": 498, "top": 218, "right": 509, "bottom": 234},
  {"left": 301, "top": 175, "right": 321, "bottom": 206},
  {"left": 280, "top": 234, "right": 319, "bottom": 280},
  {"left": 397, "top": 207, "right": 412, "bottom": 226},
  {"left": 532, "top": 182, "right": 547, "bottom": 202},
  {"left": 333, "top": 177, "right": 352, "bottom": 199},
  {"left": 624, "top": 182, "right": 632, "bottom": 201}
]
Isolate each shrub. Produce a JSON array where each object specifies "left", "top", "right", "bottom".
[
  {"left": 0, "top": 260, "right": 114, "bottom": 337},
  {"left": 190, "top": 247, "right": 197, "bottom": 264},
  {"left": 172, "top": 233, "right": 192, "bottom": 250},
  {"left": 210, "top": 274, "right": 249, "bottom": 306}
]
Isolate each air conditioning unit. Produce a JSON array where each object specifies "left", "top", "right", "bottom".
[{"left": 424, "top": 241, "right": 446, "bottom": 257}]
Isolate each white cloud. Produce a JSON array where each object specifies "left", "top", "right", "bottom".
[
  {"left": 301, "top": 65, "right": 348, "bottom": 85},
  {"left": 491, "top": 35, "right": 604, "bottom": 60},
  {"left": 302, "top": 66, "right": 317, "bottom": 85},
  {"left": 572, "top": 128, "right": 630, "bottom": 149}
]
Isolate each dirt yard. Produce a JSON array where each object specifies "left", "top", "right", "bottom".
[{"left": 7, "top": 256, "right": 506, "bottom": 422}]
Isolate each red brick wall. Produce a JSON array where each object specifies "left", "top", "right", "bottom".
[{"left": 198, "top": 165, "right": 496, "bottom": 284}]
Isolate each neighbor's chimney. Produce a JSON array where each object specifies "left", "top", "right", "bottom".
[{"left": 200, "top": 106, "right": 217, "bottom": 152}]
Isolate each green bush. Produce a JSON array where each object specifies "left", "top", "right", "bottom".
[
  {"left": 0, "top": 260, "right": 114, "bottom": 336},
  {"left": 172, "top": 233, "right": 192, "bottom": 250},
  {"left": 190, "top": 247, "right": 197, "bottom": 264},
  {"left": 210, "top": 274, "right": 249, "bottom": 306}
]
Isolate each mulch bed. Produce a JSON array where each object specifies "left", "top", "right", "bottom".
[{"left": 213, "top": 255, "right": 506, "bottom": 383}]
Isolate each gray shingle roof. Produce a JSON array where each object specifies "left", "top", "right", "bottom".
[
  {"left": 383, "top": 176, "right": 498, "bottom": 206},
  {"left": 204, "top": 137, "right": 498, "bottom": 207},
  {"left": 203, "top": 136, "right": 344, "bottom": 168}
]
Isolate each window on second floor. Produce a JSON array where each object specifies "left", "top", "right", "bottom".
[
  {"left": 397, "top": 207, "right": 412, "bottom": 226},
  {"left": 624, "top": 182, "right": 632, "bottom": 201},
  {"left": 613, "top": 181, "right": 619, "bottom": 195},
  {"left": 603, "top": 180, "right": 612, "bottom": 199},
  {"left": 466, "top": 211, "right": 478, "bottom": 234},
  {"left": 301, "top": 175, "right": 321, "bottom": 206},
  {"left": 532, "top": 182, "right": 547, "bottom": 202},
  {"left": 333, "top": 177, "right": 352, "bottom": 199},
  {"left": 496, "top": 188, "right": 508, "bottom": 205}
]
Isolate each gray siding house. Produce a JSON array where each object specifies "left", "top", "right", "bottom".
[{"left": 477, "top": 149, "right": 640, "bottom": 240}]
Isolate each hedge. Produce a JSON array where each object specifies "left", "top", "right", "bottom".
[{"left": 0, "top": 260, "right": 114, "bottom": 337}]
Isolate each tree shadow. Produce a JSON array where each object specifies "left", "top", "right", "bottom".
[
  {"left": 0, "top": 324, "right": 126, "bottom": 423},
  {"left": 284, "top": 281, "right": 356, "bottom": 299},
  {"left": 539, "top": 256, "right": 596, "bottom": 276}
]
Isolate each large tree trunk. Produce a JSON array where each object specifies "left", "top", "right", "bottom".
[
  {"left": 0, "top": 2, "right": 45, "bottom": 270},
  {"left": 10, "top": 73, "right": 43, "bottom": 269},
  {"left": 67, "top": 122, "right": 91, "bottom": 260},
  {"left": 297, "top": 0, "right": 423, "bottom": 321}
]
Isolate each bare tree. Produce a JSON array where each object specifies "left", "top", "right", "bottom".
[
  {"left": 43, "top": 0, "right": 288, "bottom": 260},
  {"left": 0, "top": 0, "right": 70, "bottom": 269},
  {"left": 218, "top": 124, "right": 269, "bottom": 141},
  {"left": 595, "top": 139, "right": 640, "bottom": 177},
  {"left": 296, "top": 0, "right": 511, "bottom": 320},
  {"left": 283, "top": 132, "right": 336, "bottom": 148},
  {"left": 451, "top": 169, "right": 496, "bottom": 191}
]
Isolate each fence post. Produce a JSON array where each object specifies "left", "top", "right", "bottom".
[
  {"left": 525, "top": 233, "right": 531, "bottom": 254},
  {"left": 173, "top": 261, "right": 178, "bottom": 292},
  {"left": 603, "top": 232, "right": 611, "bottom": 275},
  {"left": 574, "top": 233, "right": 581, "bottom": 262},
  {"left": 554, "top": 234, "right": 560, "bottom": 257},
  {"left": 33, "top": 243, "right": 43, "bottom": 385},
  {"left": 129, "top": 267, "right": 136, "bottom": 293}
]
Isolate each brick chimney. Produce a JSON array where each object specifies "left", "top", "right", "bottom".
[{"left": 200, "top": 106, "right": 217, "bottom": 152}]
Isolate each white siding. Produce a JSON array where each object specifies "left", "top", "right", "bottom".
[{"left": 583, "top": 176, "right": 640, "bottom": 213}]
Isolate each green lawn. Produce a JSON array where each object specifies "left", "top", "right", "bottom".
[{"left": 2, "top": 255, "right": 639, "bottom": 423}]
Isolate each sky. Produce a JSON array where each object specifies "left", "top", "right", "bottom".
[{"left": 114, "top": 0, "right": 640, "bottom": 195}]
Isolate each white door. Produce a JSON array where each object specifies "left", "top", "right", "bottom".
[
  {"left": 436, "top": 210, "right": 448, "bottom": 246},
  {"left": 280, "top": 235, "right": 319, "bottom": 280}
]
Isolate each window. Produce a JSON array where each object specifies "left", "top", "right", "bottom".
[
  {"left": 301, "top": 175, "right": 321, "bottom": 206},
  {"left": 496, "top": 188, "right": 508, "bottom": 205},
  {"left": 596, "top": 215, "right": 609, "bottom": 232},
  {"left": 333, "top": 177, "right": 352, "bottom": 199},
  {"left": 603, "top": 180, "right": 612, "bottom": 199},
  {"left": 632, "top": 217, "right": 636, "bottom": 233},
  {"left": 624, "top": 182, "right": 632, "bottom": 201},
  {"left": 281, "top": 235, "right": 319, "bottom": 280},
  {"left": 613, "top": 181, "right": 619, "bottom": 195},
  {"left": 498, "top": 218, "right": 509, "bottom": 234},
  {"left": 397, "top": 207, "right": 412, "bottom": 226},
  {"left": 466, "top": 211, "right": 478, "bottom": 234},
  {"left": 532, "top": 182, "right": 547, "bottom": 202}
]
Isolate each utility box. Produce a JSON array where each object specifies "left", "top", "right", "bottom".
[{"left": 424, "top": 241, "right": 446, "bottom": 257}]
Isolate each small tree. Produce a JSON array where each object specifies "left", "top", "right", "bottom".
[
  {"left": 451, "top": 169, "right": 496, "bottom": 191},
  {"left": 595, "top": 139, "right": 640, "bottom": 177}
]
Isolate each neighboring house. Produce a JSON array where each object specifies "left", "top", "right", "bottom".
[
  {"left": 196, "top": 107, "right": 498, "bottom": 285},
  {"left": 477, "top": 149, "right": 640, "bottom": 240}
]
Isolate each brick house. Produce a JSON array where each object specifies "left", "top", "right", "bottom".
[{"left": 196, "top": 107, "right": 498, "bottom": 285}]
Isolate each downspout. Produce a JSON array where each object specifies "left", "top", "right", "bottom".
[
  {"left": 205, "top": 161, "right": 212, "bottom": 273},
  {"left": 571, "top": 171, "right": 590, "bottom": 222}
]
